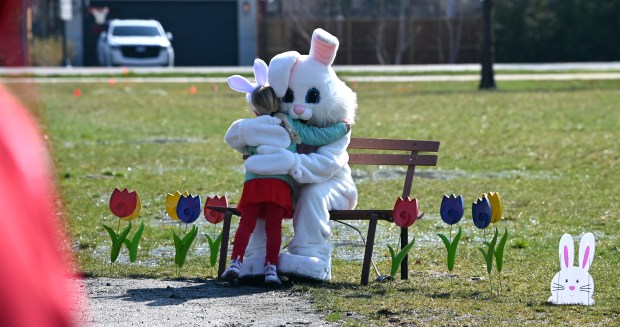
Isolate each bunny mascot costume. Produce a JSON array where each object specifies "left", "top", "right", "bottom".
[{"left": 225, "top": 28, "right": 357, "bottom": 281}]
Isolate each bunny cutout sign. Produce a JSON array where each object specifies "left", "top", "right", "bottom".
[{"left": 549, "top": 233, "right": 595, "bottom": 305}]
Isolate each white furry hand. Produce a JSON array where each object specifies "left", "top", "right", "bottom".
[
  {"left": 245, "top": 145, "right": 299, "bottom": 176},
  {"left": 238, "top": 115, "right": 290, "bottom": 147}
]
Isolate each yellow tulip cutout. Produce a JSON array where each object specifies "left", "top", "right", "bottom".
[
  {"left": 166, "top": 191, "right": 189, "bottom": 221},
  {"left": 484, "top": 192, "right": 503, "bottom": 223}
]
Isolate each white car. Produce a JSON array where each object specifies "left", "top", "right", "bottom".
[{"left": 97, "top": 19, "right": 174, "bottom": 67}]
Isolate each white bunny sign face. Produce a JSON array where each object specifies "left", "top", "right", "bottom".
[{"left": 549, "top": 233, "right": 595, "bottom": 306}]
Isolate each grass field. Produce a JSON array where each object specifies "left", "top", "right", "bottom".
[{"left": 16, "top": 78, "right": 620, "bottom": 325}]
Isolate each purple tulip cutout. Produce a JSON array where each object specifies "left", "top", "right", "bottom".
[
  {"left": 472, "top": 197, "right": 492, "bottom": 229},
  {"left": 176, "top": 194, "right": 202, "bottom": 224},
  {"left": 440, "top": 194, "right": 464, "bottom": 225}
]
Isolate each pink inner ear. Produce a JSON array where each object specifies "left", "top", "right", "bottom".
[
  {"left": 564, "top": 245, "right": 569, "bottom": 268},
  {"left": 311, "top": 38, "right": 337, "bottom": 66},
  {"left": 582, "top": 246, "right": 590, "bottom": 269}
]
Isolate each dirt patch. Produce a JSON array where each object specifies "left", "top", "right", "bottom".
[{"left": 73, "top": 277, "right": 335, "bottom": 326}]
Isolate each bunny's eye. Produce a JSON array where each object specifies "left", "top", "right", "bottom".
[
  {"left": 565, "top": 279, "right": 568, "bottom": 283},
  {"left": 576, "top": 279, "right": 579, "bottom": 283},
  {"left": 305, "top": 88, "right": 320, "bottom": 104},
  {"left": 283, "top": 88, "right": 294, "bottom": 103}
]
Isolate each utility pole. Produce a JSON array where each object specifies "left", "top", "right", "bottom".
[
  {"left": 479, "top": 0, "right": 496, "bottom": 90},
  {"left": 60, "top": 0, "right": 72, "bottom": 66}
]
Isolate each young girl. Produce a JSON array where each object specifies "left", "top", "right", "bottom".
[{"left": 221, "top": 84, "right": 349, "bottom": 285}]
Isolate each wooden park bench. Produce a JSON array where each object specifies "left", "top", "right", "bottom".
[{"left": 209, "top": 137, "right": 440, "bottom": 285}]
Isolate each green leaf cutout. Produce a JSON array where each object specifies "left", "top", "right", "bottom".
[
  {"left": 122, "top": 221, "right": 145, "bottom": 263},
  {"left": 495, "top": 228, "right": 508, "bottom": 273},
  {"left": 388, "top": 237, "right": 416, "bottom": 279},
  {"left": 479, "top": 228, "right": 498, "bottom": 275},
  {"left": 206, "top": 232, "right": 223, "bottom": 267},
  {"left": 173, "top": 226, "right": 198, "bottom": 268},
  {"left": 103, "top": 222, "right": 132, "bottom": 263},
  {"left": 437, "top": 226, "right": 463, "bottom": 272}
]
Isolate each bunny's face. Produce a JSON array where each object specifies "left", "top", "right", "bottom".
[
  {"left": 268, "top": 29, "right": 356, "bottom": 128},
  {"left": 548, "top": 233, "right": 595, "bottom": 306},
  {"left": 550, "top": 268, "right": 594, "bottom": 305},
  {"left": 280, "top": 57, "right": 356, "bottom": 127}
]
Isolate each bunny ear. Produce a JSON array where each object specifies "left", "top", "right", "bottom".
[
  {"left": 268, "top": 51, "right": 300, "bottom": 97},
  {"left": 309, "top": 28, "right": 339, "bottom": 66},
  {"left": 227, "top": 75, "right": 256, "bottom": 94},
  {"left": 579, "top": 233, "right": 595, "bottom": 271},
  {"left": 253, "top": 59, "right": 268, "bottom": 86},
  {"left": 559, "top": 234, "right": 574, "bottom": 270}
]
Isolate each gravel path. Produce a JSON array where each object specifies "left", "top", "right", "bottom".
[{"left": 73, "top": 277, "right": 334, "bottom": 327}]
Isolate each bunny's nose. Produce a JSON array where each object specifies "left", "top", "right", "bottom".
[
  {"left": 294, "top": 105, "right": 305, "bottom": 115},
  {"left": 569, "top": 286, "right": 576, "bottom": 291}
]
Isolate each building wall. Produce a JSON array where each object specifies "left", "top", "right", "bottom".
[{"left": 79, "top": 0, "right": 256, "bottom": 66}]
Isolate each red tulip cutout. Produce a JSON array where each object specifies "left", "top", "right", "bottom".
[
  {"left": 204, "top": 195, "right": 228, "bottom": 224},
  {"left": 109, "top": 188, "right": 138, "bottom": 218},
  {"left": 392, "top": 197, "right": 419, "bottom": 228}
]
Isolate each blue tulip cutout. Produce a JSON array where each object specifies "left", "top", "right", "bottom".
[
  {"left": 176, "top": 194, "right": 201, "bottom": 224},
  {"left": 438, "top": 194, "right": 465, "bottom": 276},
  {"left": 472, "top": 197, "right": 492, "bottom": 229},
  {"left": 440, "top": 194, "right": 464, "bottom": 225}
]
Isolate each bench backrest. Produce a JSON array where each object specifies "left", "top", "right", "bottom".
[{"left": 347, "top": 138, "right": 440, "bottom": 198}]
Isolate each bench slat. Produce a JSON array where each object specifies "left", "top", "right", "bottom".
[
  {"left": 348, "top": 138, "right": 440, "bottom": 152},
  {"left": 330, "top": 209, "right": 394, "bottom": 221},
  {"left": 348, "top": 153, "right": 438, "bottom": 166}
]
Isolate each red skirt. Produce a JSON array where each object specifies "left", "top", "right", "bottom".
[{"left": 237, "top": 178, "right": 293, "bottom": 218}]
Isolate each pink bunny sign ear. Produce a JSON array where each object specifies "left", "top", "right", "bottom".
[
  {"left": 579, "top": 233, "right": 595, "bottom": 271},
  {"left": 253, "top": 58, "right": 268, "bottom": 87},
  {"left": 227, "top": 75, "right": 256, "bottom": 94},
  {"left": 559, "top": 234, "right": 575, "bottom": 269},
  {"left": 309, "top": 28, "right": 339, "bottom": 66}
]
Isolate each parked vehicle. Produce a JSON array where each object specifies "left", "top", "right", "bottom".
[{"left": 97, "top": 19, "right": 174, "bottom": 67}]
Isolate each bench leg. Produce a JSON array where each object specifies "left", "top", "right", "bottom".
[
  {"left": 361, "top": 214, "right": 378, "bottom": 286},
  {"left": 217, "top": 211, "right": 233, "bottom": 277}
]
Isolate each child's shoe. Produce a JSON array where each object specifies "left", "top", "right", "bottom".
[
  {"left": 264, "top": 263, "right": 282, "bottom": 286},
  {"left": 220, "top": 259, "right": 241, "bottom": 282}
]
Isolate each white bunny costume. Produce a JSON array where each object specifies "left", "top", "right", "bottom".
[{"left": 225, "top": 29, "right": 357, "bottom": 281}]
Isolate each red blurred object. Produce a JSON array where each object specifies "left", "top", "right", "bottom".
[
  {"left": 0, "top": 83, "right": 79, "bottom": 326},
  {"left": 189, "top": 85, "right": 197, "bottom": 94},
  {"left": 0, "top": 0, "right": 29, "bottom": 66},
  {"left": 108, "top": 79, "right": 117, "bottom": 86},
  {"left": 204, "top": 195, "right": 228, "bottom": 224},
  {"left": 74, "top": 88, "right": 81, "bottom": 97},
  {"left": 109, "top": 188, "right": 138, "bottom": 218},
  {"left": 392, "top": 197, "right": 419, "bottom": 228}
]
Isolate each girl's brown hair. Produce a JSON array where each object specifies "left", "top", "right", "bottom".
[{"left": 251, "top": 86, "right": 300, "bottom": 144}]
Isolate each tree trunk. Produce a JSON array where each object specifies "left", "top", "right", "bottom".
[{"left": 479, "top": 0, "right": 496, "bottom": 90}]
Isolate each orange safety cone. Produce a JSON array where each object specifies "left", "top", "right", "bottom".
[{"left": 189, "top": 86, "right": 197, "bottom": 94}]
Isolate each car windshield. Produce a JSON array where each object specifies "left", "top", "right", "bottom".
[{"left": 111, "top": 25, "right": 161, "bottom": 37}]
